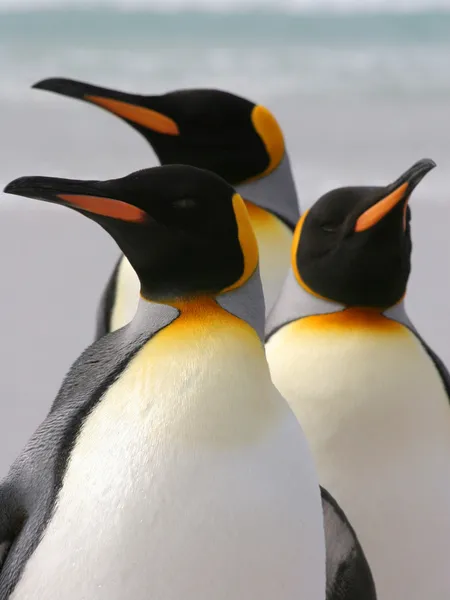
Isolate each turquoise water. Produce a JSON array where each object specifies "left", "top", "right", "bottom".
[
  {"left": 1, "top": 9, "right": 450, "bottom": 101},
  {"left": 1, "top": 9, "right": 450, "bottom": 43},
  {"left": 1, "top": 7, "right": 450, "bottom": 193}
]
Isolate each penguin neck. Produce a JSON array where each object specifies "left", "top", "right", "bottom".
[
  {"left": 383, "top": 297, "right": 416, "bottom": 331},
  {"left": 236, "top": 153, "right": 299, "bottom": 229},
  {"left": 265, "top": 267, "right": 342, "bottom": 340},
  {"left": 265, "top": 267, "right": 413, "bottom": 340},
  {"left": 126, "top": 268, "right": 266, "bottom": 344}
]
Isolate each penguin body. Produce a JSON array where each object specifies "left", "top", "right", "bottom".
[
  {"left": 33, "top": 79, "right": 299, "bottom": 333},
  {"left": 266, "top": 159, "right": 450, "bottom": 599},
  {"left": 1, "top": 166, "right": 325, "bottom": 600}
]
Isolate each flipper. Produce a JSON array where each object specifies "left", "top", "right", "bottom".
[
  {"left": 0, "top": 482, "right": 24, "bottom": 570},
  {"left": 418, "top": 338, "right": 450, "bottom": 401},
  {"left": 321, "top": 486, "right": 377, "bottom": 600},
  {"left": 94, "top": 256, "right": 121, "bottom": 341}
]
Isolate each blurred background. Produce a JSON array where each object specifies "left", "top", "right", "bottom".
[{"left": 0, "top": 0, "right": 449, "bottom": 476}]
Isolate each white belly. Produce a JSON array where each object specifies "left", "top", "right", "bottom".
[
  {"left": 13, "top": 318, "right": 325, "bottom": 600},
  {"left": 267, "top": 315, "right": 450, "bottom": 600}
]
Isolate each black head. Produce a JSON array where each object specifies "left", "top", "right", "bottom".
[
  {"left": 4, "top": 165, "right": 258, "bottom": 302},
  {"left": 292, "top": 159, "right": 436, "bottom": 308},
  {"left": 32, "top": 78, "right": 285, "bottom": 186}
]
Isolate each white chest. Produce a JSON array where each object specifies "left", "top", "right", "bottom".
[
  {"left": 110, "top": 256, "right": 140, "bottom": 332},
  {"left": 13, "top": 321, "right": 325, "bottom": 600},
  {"left": 252, "top": 216, "right": 292, "bottom": 316},
  {"left": 267, "top": 316, "right": 450, "bottom": 600}
]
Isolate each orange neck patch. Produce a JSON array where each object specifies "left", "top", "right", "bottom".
[
  {"left": 243, "top": 199, "right": 275, "bottom": 225},
  {"left": 169, "top": 296, "right": 226, "bottom": 317},
  {"left": 160, "top": 296, "right": 255, "bottom": 338},
  {"left": 293, "top": 307, "right": 406, "bottom": 334},
  {"left": 221, "top": 194, "right": 259, "bottom": 294}
]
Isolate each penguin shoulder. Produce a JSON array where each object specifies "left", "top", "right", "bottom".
[
  {"left": 0, "top": 325, "right": 158, "bottom": 595},
  {"left": 50, "top": 325, "right": 144, "bottom": 413}
]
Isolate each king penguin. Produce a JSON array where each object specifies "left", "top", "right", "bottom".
[
  {"left": 32, "top": 78, "right": 299, "bottom": 335},
  {"left": 265, "top": 158, "right": 450, "bottom": 600},
  {"left": 1, "top": 165, "right": 325, "bottom": 600}
]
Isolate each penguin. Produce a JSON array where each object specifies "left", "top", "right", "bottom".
[
  {"left": 265, "top": 158, "right": 450, "bottom": 600},
  {"left": 32, "top": 78, "right": 299, "bottom": 336},
  {"left": 0, "top": 165, "right": 325, "bottom": 600}
]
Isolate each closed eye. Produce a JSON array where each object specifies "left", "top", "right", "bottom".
[
  {"left": 320, "top": 222, "right": 339, "bottom": 233},
  {"left": 171, "top": 198, "right": 198, "bottom": 210}
]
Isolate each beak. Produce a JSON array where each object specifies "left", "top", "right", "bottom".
[
  {"left": 3, "top": 176, "right": 148, "bottom": 223},
  {"left": 32, "top": 77, "right": 180, "bottom": 136},
  {"left": 355, "top": 158, "right": 436, "bottom": 233}
]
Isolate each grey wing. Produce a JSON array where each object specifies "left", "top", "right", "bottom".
[
  {"left": 0, "top": 481, "right": 24, "bottom": 572},
  {"left": 321, "top": 486, "right": 377, "bottom": 600},
  {"left": 0, "top": 326, "right": 149, "bottom": 597},
  {"left": 94, "top": 256, "right": 121, "bottom": 342},
  {"left": 418, "top": 338, "right": 450, "bottom": 401}
]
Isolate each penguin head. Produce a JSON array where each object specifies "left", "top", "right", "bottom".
[
  {"left": 292, "top": 158, "right": 436, "bottom": 308},
  {"left": 4, "top": 165, "right": 258, "bottom": 302},
  {"left": 32, "top": 78, "right": 285, "bottom": 188}
]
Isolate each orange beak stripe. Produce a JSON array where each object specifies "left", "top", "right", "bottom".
[
  {"left": 58, "top": 194, "right": 147, "bottom": 223},
  {"left": 355, "top": 182, "right": 409, "bottom": 233},
  {"left": 85, "top": 95, "right": 180, "bottom": 136}
]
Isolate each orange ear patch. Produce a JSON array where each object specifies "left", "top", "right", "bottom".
[
  {"left": 221, "top": 194, "right": 259, "bottom": 294},
  {"left": 290, "top": 210, "right": 329, "bottom": 301},
  {"left": 58, "top": 194, "right": 147, "bottom": 223},
  {"left": 85, "top": 95, "right": 180, "bottom": 136},
  {"left": 250, "top": 105, "right": 285, "bottom": 178},
  {"left": 355, "top": 183, "right": 409, "bottom": 233},
  {"left": 243, "top": 199, "right": 274, "bottom": 225}
]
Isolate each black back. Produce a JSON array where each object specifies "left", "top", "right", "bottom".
[{"left": 321, "top": 486, "right": 377, "bottom": 600}]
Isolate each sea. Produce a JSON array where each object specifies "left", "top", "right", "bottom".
[{"left": 0, "top": 0, "right": 450, "bottom": 474}]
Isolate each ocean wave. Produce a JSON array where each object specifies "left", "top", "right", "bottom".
[
  {"left": 1, "top": 44, "right": 450, "bottom": 105},
  {"left": 1, "top": 0, "right": 450, "bottom": 103},
  {"left": 2, "top": 0, "right": 450, "bottom": 13}
]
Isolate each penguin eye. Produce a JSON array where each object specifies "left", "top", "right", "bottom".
[
  {"left": 171, "top": 198, "right": 198, "bottom": 211},
  {"left": 320, "top": 221, "right": 339, "bottom": 233}
]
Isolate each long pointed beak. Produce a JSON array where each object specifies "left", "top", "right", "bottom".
[
  {"left": 355, "top": 158, "right": 436, "bottom": 233},
  {"left": 3, "top": 176, "right": 147, "bottom": 223},
  {"left": 32, "top": 77, "right": 179, "bottom": 136}
]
